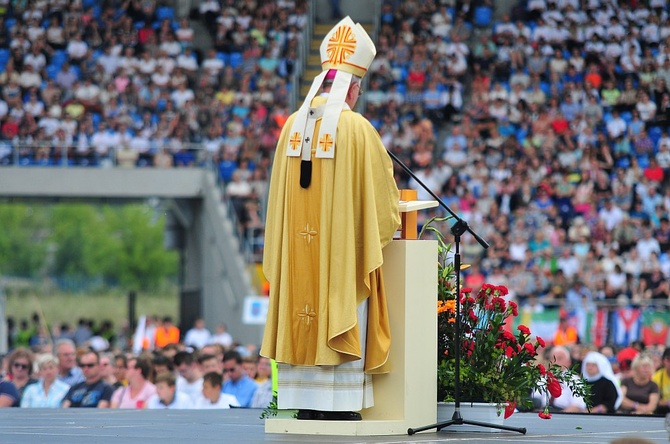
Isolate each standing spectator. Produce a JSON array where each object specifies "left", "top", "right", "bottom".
[
  {"left": 21, "top": 354, "right": 70, "bottom": 408},
  {"left": 552, "top": 316, "right": 578, "bottom": 346},
  {"left": 183, "top": 318, "right": 212, "bottom": 350},
  {"left": 73, "top": 318, "right": 92, "bottom": 345},
  {"left": 211, "top": 323, "right": 234, "bottom": 349},
  {"left": 146, "top": 372, "right": 193, "bottom": 409},
  {"left": 62, "top": 350, "right": 114, "bottom": 408},
  {"left": 55, "top": 338, "right": 84, "bottom": 386},
  {"left": 195, "top": 372, "right": 240, "bottom": 409},
  {"left": 222, "top": 350, "right": 257, "bottom": 408},
  {"left": 154, "top": 316, "right": 180, "bottom": 349},
  {"left": 110, "top": 357, "right": 156, "bottom": 409}
]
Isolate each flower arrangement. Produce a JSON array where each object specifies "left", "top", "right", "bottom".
[{"left": 422, "top": 217, "right": 591, "bottom": 419}]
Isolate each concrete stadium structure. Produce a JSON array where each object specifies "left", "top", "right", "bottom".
[{"left": 0, "top": 166, "right": 262, "bottom": 346}]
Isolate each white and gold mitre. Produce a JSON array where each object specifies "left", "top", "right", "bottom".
[{"left": 286, "top": 16, "right": 376, "bottom": 159}]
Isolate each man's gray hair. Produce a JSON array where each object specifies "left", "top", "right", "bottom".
[{"left": 55, "top": 338, "right": 76, "bottom": 352}]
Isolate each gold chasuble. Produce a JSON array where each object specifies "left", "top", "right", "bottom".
[{"left": 261, "top": 96, "right": 400, "bottom": 374}]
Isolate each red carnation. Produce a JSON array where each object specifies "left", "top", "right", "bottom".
[
  {"left": 547, "top": 378, "right": 562, "bottom": 399},
  {"left": 461, "top": 287, "right": 472, "bottom": 294},
  {"left": 536, "top": 336, "right": 546, "bottom": 348},
  {"left": 517, "top": 325, "right": 531, "bottom": 335},
  {"left": 505, "top": 346, "right": 516, "bottom": 358},
  {"left": 523, "top": 342, "right": 536, "bottom": 356},
  {"left": 538, "top": 410, "right": 552, "bottom": 419},
  {"left": 509, "top": 301, "right": 518, "bottom": 316},
  {"left": 537, "top": 363, "right": 547, "bottom": 376}
]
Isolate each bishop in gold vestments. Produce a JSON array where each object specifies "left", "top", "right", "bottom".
[{"left": 260, "top": 16, "right": 400, "bottom": 416}]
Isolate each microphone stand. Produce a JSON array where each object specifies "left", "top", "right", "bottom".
[{"left": 385, "top": 149, "right": 526, "bottom": 435}]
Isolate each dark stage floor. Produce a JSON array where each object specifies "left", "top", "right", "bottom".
[{"left": 0, "top": 408, "right": 667, "bottom": 443}]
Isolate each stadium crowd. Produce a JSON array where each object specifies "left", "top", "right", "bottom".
[
  {"left": 3, "top": 312, "right": 670, "bottom": 416},
  {"left": 4, "top": 0, "right": 670, "bottom": 416},
  {"left": 2, "top": 316, "right": 273, "bottom": 409}
]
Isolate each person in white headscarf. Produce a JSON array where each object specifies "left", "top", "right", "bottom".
[{"left": 582, "top": 351, "right": 623, "bottom": 413}]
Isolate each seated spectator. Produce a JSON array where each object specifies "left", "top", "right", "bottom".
[
  {"left": 174, "top": 351, "right": 203, "bottom": 403},
  {"left": 55, "top": 338, "right": 84, "bottom": 386},
  {"left": 6, "top": 347, "right": 37, "bottom": 401},
  {"left": 539, "top": 346, "right": 587, "bottom": 412},
  {"left": 653, "top": 347, "right": 670, "bottom": 414},
  {"left": 111, "top": 356, "right": 155, "bottom": 409},
  {"left": 21, "top": 353, "right": 70, "bottom": 408},
  {"left": 0, "top": 374, "right": 19, "bottom": 408},
  {"left": 618, "top": 354, "right": 660, "bottom": 414},
  {"left": 582, "top": 351, "right": 622, "bottom": 414},
  {"left": 195, "top": 372, "right": 240, "bottom": 409},
  {"left": 62, "top": 350, "right": 114, "bottom": 408},
  {"left": 146, "top": 372, "right": 193, "bottom": 409},
  {"left": 222, "top": 350, "right": 257, "bottom": 408}
]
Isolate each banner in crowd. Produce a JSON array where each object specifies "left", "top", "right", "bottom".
[{"left": 512, "top": 306, "right": 670, "bottom": 348}]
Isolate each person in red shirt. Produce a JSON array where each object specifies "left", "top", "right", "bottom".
[{"left": 644, "top": 158, "right": 664, "bottom": 183}]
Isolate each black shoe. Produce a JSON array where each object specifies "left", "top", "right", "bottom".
[
  {"left": 314, "top": 411, "right": 362, "bottom": 421},
  {"left": 296, "top": 409, "right": 317, "bottom": 420}
]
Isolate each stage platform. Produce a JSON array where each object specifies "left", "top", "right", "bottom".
[{"left": 0, "top": 408, "right": 666, "bottom": 443}]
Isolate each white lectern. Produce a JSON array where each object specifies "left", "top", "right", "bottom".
[{"left": 265, "top": 193, "right": 438, "bottom": 436}]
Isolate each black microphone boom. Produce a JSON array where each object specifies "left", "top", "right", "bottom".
[{"left": 385, "top": 148, "right": 489, "bottom": 250}]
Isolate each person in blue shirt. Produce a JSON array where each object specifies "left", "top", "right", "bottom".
[{"left": 221, "top": 350, "right": 257, "bottom": 408}]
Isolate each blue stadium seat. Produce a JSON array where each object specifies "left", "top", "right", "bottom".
[
  {"left": 70, "top": 65, "right": 81, "bottom": 80},
  {"left": 229, "top": 52, "right": 243, "bottom": 68},
  {"left": 83, "top": 0, "right": 97, "bottom": 8},
  {"left": 51, "top": 50, "right": 68, "bottom": 69},
  {"left": 217, "top": 52, "right": 229, "bottom": 65},
  {"left": 637, "top": 155, "right": 650, "bottom": 168},
  {"left": 156, "top": 7, "right": 175, "bottom": 21},
  {"left": 5, "top": 18, "right": 16, "bottom": 31},
  {"left": 0, "top": 48, "right": 10, "bottom": 66},
  {"left": 473, "top": 6, "right": 493, "bottom": 28},
  {"left": 174, "top": 151, "right": 195, "bottom": 166},
  {"left": 46, "top": 64, "right": 59, "bottom": 80},
  {"left": 616, "top": 157, "right": 630, "bottom": 168},
  {"left": 621, "top": 111, "right": 633, "bottom": 124},
  {"left": 649, "top": 126, "right": 663, "bottom": 149}
]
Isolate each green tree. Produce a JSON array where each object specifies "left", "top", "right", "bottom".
[
  {"left": 103, "top": 204, "right": 178, "bottom": 290},
  {"left": 50, "top": 204, "right": 117, "bottom": 278},
  {"left": 48, "top": 203, "right": 177, "bottom": 290},
  {"left": 0, "top": 203, "right": 48, "bottom": 276}
]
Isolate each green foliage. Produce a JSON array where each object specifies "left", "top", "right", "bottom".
[
  {"left": 0, "top": 202, "right": 177, "bottom": 291},
  {"left": 421, "top": 217, "right": 592, "bottom": 417},
  {"left": 0, "top": 203, "right": 49, "bottom": 275}
]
